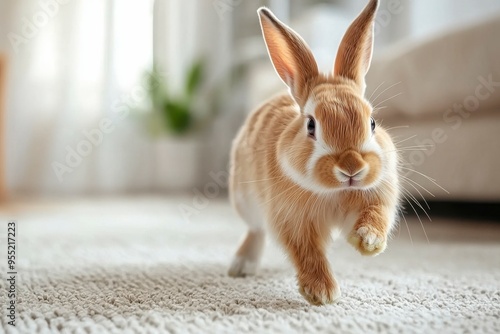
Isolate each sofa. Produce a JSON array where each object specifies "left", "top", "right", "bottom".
[{"left": 365, "top": 14, "right": 500, "bottom": 201}]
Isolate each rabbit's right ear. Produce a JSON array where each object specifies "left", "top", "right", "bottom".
[{"left": 258, "top": 7, "right": 319, "bottom": 108}]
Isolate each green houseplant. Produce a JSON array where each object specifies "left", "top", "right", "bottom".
[
  {"left": 146, "top": 59, "right": 207, "bottom": 136},
  {"left": 144, "top": 59, "right": 224, "bottom": 191},
  {"left": 142, "top": 57, "right": 243, "bottom": 190}
]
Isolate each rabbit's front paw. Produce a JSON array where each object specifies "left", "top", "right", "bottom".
[
  {"left": 298, "top": 276, "right": 341, "bottom": 306},
  {"left": 348, "top": 225, "right": 387, "bottom": 256}
]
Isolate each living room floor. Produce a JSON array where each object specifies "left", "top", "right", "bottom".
[{"left": 1, "top": 196, "right": 499, "bottom": 333}]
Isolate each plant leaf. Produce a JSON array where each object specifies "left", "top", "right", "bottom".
[
  {"left": 164, "top": 100, "right": 191, "bottom": 135},
  {"left": 185, "top": 59, "right": 204, "bottom": 97}
]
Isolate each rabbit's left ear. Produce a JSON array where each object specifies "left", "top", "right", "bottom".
[{"left": 333, "top": 0, "right": 379, "bottom": 95}]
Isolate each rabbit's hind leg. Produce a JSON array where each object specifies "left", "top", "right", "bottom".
[{"left": 228, "top": 189, "right": 266, "bottom": 278}]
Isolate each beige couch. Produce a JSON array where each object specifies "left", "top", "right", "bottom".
[
  {"left": 246, "top": 13, "right": 500, "bottom": 202},
  {"left": 366, "top": 14, "right": 500, "bottom": 201}
]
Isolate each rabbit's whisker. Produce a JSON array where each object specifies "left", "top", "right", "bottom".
[
  {"left": 400, "top": 175, "right": 435, "bottom": 199},
  {"left": 368, "top": 80, "right": 386, "bottom": 101},
  {"left": 399, "top": 167, "right": 449, "bottom": 194},
  {"left": 401, "top": 187, "right": 432, "bottom": 222},
  {"left": 370, "top": 81, "right": 402, "bottom": 106},
  {"left": 384, "top": 125, "right": 410, "bottom": 132},
  {"left": 373, "top": 92, "right": 403, "bottom": 109},
  {"left": 395, "top": 135, "right": 418, "bottom": 146},
  {"left": 398, "top": 201, "right": 413, "bottom": 245},
  {"left": 239, "top": 176, "right": 285, "bottom": 184},
  {"left": 400, "top": 190, "right": 430, "bottom": 244}
]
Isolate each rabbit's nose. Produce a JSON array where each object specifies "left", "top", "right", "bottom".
[
  {"left": 336, "top": 150, "right": 367, "bottom": 178},
  {"left": 337, "top": 168, "right": 364, "bottom": 179},
  {"left": 335, "top": 166, "right": 367, "bottom": 182}
]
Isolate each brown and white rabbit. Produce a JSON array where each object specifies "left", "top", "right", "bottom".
[{"left": 228, "top": 0, "right": 400, "bottom": 305}]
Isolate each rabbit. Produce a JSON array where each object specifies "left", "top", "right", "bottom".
[{"left": 228, "top": 0, "right": 400, "bottom": 305}]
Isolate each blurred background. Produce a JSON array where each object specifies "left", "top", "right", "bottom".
[{"left": 0, "top": 0, "right": 499, "bottom": 218}]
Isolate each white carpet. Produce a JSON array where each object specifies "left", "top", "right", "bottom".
[{"left": 1, "top": 197, "right": 499, "bottom": 333}]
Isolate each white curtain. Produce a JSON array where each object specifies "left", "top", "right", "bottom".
[
  {"left": 2, "top": 0, "right": 237, "bottom": 196},
  {"left": 2, "top": 0, "right": 155, "bottom": 195}
]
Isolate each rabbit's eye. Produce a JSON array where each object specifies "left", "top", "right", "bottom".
[
  {"left": 307, "top": 116, "right": 316, "bottom": 139},
  {"left": 370, "top": 117, "right": 376, "bottom": 133}
]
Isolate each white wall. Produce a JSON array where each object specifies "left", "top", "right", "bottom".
[
  {"left": 410, "top": 0, "right": 500, "bottom": 39},
  {"left": 330, "top": 0, "right": 500, "bottom": 46}
]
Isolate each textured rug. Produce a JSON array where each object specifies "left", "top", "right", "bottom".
[{"left": 1, "top": 197, "right": 499, "bottom": 333}]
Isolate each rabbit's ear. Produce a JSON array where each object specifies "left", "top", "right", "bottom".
[
  {"left": 258, "top": 7, "right": 318, "bottom": 107},
  {"left": 333, "top": 0, "right": 379, "bottom": 95}
]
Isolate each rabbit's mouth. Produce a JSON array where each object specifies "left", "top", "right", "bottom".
[
  {"left": 348, "top": 178, "right": 357, "bottom": 187},
  {"left": 339, "top": 179, "right": 361, "bottom": 189}
]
